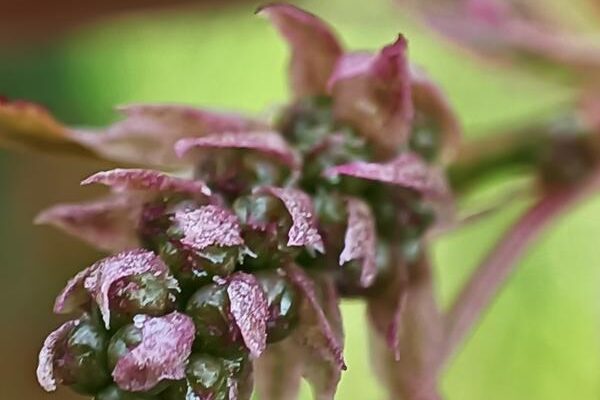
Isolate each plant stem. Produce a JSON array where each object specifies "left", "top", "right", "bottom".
[{"left": 440, "top": 183, "right": 592, "bottom": 364}]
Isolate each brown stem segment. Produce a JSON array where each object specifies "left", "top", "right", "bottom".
[{"left": 441, "top": 181, "right": 595, "bottom": 364}]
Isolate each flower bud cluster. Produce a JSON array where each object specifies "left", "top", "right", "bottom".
[{"left": 34, "top": 4, "right": 460, "bottom": 400}]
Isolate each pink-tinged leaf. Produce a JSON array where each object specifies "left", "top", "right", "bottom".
[
  {"left": 410, "top": 65, "right": 462, "bottom": 162},
  {"left": 258, "top": 3, "right": 343, "bottom": 97},
  {"left": 328, "top": 36, "right": 413, "bottom": 152},
  {"left": 254, "top": 339, "right": 303, "bottom": 400},
  {"left": 367, "top": 256, "right": 444, "bottom": 398},
  {"left": 254, "top": 187, "right": 324, "bottom": 253},
  {"left": 113, "top": 312, "right": 195, "bottom": 392},
  {"left": 53, "top": 267, "right": 93, "bottom": 315},
  {"left": 173, "top": 205, "right": 244, "bottom": 251},
  {"left": 175, "top": 132, "right": 301, "bottom": 170},
  {"left": 324, "top": 152, "right": 449, "bottom": 198},
  {"left": 284, "top": 265, "right": 345, "bottom": 370},
  {"left": 83, "top": 249, "right": 177, "bottom": 328},
  {"left": 227, "top": 272, "right": 269, "bottom": 358},
  {"left": 285, "top": 267, "right": 344, "bottom": 400},
  {"left": 36, "top": 320, "right": 79, "bottom": 392},
  {"left": 35, "top": 194, "right": 143, "bottom": 252},
  {"left": 418, "top": 0, "right": 600, "bottom": 81},
  {"left": 340, "top": 198, "right": 377, "bottom": 288},
  {"left": 74, "top": 104, "right": 262, "bottom": 167},
  {"left": 303, "top": 276, "right": 344, "bottom": 400},
  {"left": 82, "top": 168, "right": 211, "bottom": 197},
  {"left": 0, "top": 99, "right": 100, "bottom": 158}
]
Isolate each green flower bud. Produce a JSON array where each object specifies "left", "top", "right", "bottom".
[
  {"left": 195, "top": 150, "right": 288, "bottom": 200},
  {"left": 186, "top": 354, "right": 227, "bottom": 398},
  {"left": 159, "top": 240, "right": 237, "bottom": 294},
  {"left": 108, "top": 272, "right": 177, "bottom": 329},
  {"left": 107, "top": 324, "right": 142, "bottom": 372},
  {"left": 233, "top": 195, "right": 298, "bottom": 270},
  {"left": 185, "top": 284, "right": 245, "bottom": 356},
  {"left": 255, "top": 270, "right": 300, "bottom": 343},
  {"left": 53, "top": 318, "right": 111, "bottom": 395},
  {"left": 107, "top": 324, "right": 171, "bottom": 396},
  {"left": 277, "top": 96, "right": 335, "bottom": 151}
]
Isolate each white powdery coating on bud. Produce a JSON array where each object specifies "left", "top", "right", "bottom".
[
  {"left": 113, "top": 312, "right": 195, "bottom": 392},
  {"left": 36, "top": 319, "right": 80, "bottom": 392},
  {"left": 255, "top": 187, "right": 325, "bottom": 253},
  {"left": 82, "top": 168, "right": 211, "bottom": 197},
  {"left": 173, "top": 205, "right": 244, "bottom": 251},
  {"left": 83, "top": 249, "right": 178, "bottom": 329},
  {"left": 227, "top": 272, "right": 269, "bottom": 358},
  {"left": 323, "top": 152, "right": 449, "bottom": 198},
  {"left": 340, "top": 198, "right": 377, "bottom": 287},
  {"left": 174, "top": 131, "right": 302, "bottom": 169}
]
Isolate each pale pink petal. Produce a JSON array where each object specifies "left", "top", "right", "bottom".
[
  {"left": 340, "top": 198, "right": 377, "bottom": 288},
  {"left": 328, "top": 36, "right": 413, "bottom": 152},
  {"left": 73, "top": 104, "right": 262, "bottom": 167},
  {"left": 255, "top": 187, "right": 324, "bottom": 253},
  {"left": 174, "top": 132, "right": 301, "bottom": 170},
  {"left": 173, "top": 205, "right": 244, "bottom": 251},
  {"left": 324, "top": 152, "right": 449, "bottom": 198},
  {"left": 83, "top": 249, "right": 177, "bottom": 328},
  {"left": 82, "top": 168, "right": 211, "bottom": 197},
  {"left": 284, "top": 264, "right": 345, "bottom": 370},
  {"left": 35, "top": 194, "right": 143, "bottom": 252},
  {"left": 53, "top": 267, "right": 93, "bottom": 314},
  {"left": 258, "top": 3, "right": 343, "bottom": 97},
  {"left": 227, "top": 272, "right": 269, "bottom": 358},
  {"left": 113, "top": 312, "right": 195, "bottom": 392},
  {"left": 410, "top": 65, "right": 462, "bottom": 162},
  {"left": 36, "top": 320, "right": 79, "bottom": 392}
]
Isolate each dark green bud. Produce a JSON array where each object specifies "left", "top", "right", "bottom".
[
  {"left": 186, "top": 354, "right": 227, "bottom": 398},
  {"left": 159, "top": 240, "right": 237, "bottom": 292},
  {"left": 255, "top": 270, "right": 300, "bottom": 343},
  {"left": 107, "top": 324, "right": 143, "bottom": 371},
  {"left": 185, "top": 284, "right": 245, "bottom": 356},
  {"left": 53, "top": 319, "right": 111, "bottom": 395},
  {"left": 195, "top": 150, "right": 288, "bottom": 200},
  {"left": 233, "top": 195, "right": 298, "bottom": 270},
  {"left": 108, "top": 272, "right": 177, "bottom": 329}
]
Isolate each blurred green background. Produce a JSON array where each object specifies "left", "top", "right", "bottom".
[{"left": 1, "top": 0, "right": 599, "bottom": 399}]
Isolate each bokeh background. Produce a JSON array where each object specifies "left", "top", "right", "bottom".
[{"left": 1, "top": 0, "right": 599, "bottom": 399}]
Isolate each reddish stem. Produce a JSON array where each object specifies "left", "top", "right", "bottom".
[{"left": 441, "top": 181, "right": 595, "bottom": 364}]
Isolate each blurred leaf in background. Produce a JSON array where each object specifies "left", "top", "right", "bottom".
[{"left": 0, "top": 0, "right": 598, "bottom": 399}]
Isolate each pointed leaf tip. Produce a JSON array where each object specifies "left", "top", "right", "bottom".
[
  {"left": 255, "top": 187, "right": 324, "bottom": 253},
  {"left": 112, "top": 312, "right": 195, "bottom": 392},
  {"left": 227, "top": 272, "right": 269, "bottom": 358},
  {"left": 259, "top": 3, "right": 343, "bottom": 98},
  {"left": 81, "top": 168, "right": 211, "bottom": 197},
  {"left": 340, "top": 198, "right": 377, "bottom": 288},
  {"left": 37, "top": 320, "right": 80, "bottom": 392}
]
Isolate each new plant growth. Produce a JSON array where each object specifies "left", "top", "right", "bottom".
[{"left": 0, "top": 2, "right": 599, "bottom": 399}]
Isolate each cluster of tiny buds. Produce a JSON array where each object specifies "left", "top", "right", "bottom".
[{"left": 32, "top": 4, "right": 457, "bottom": 400}]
